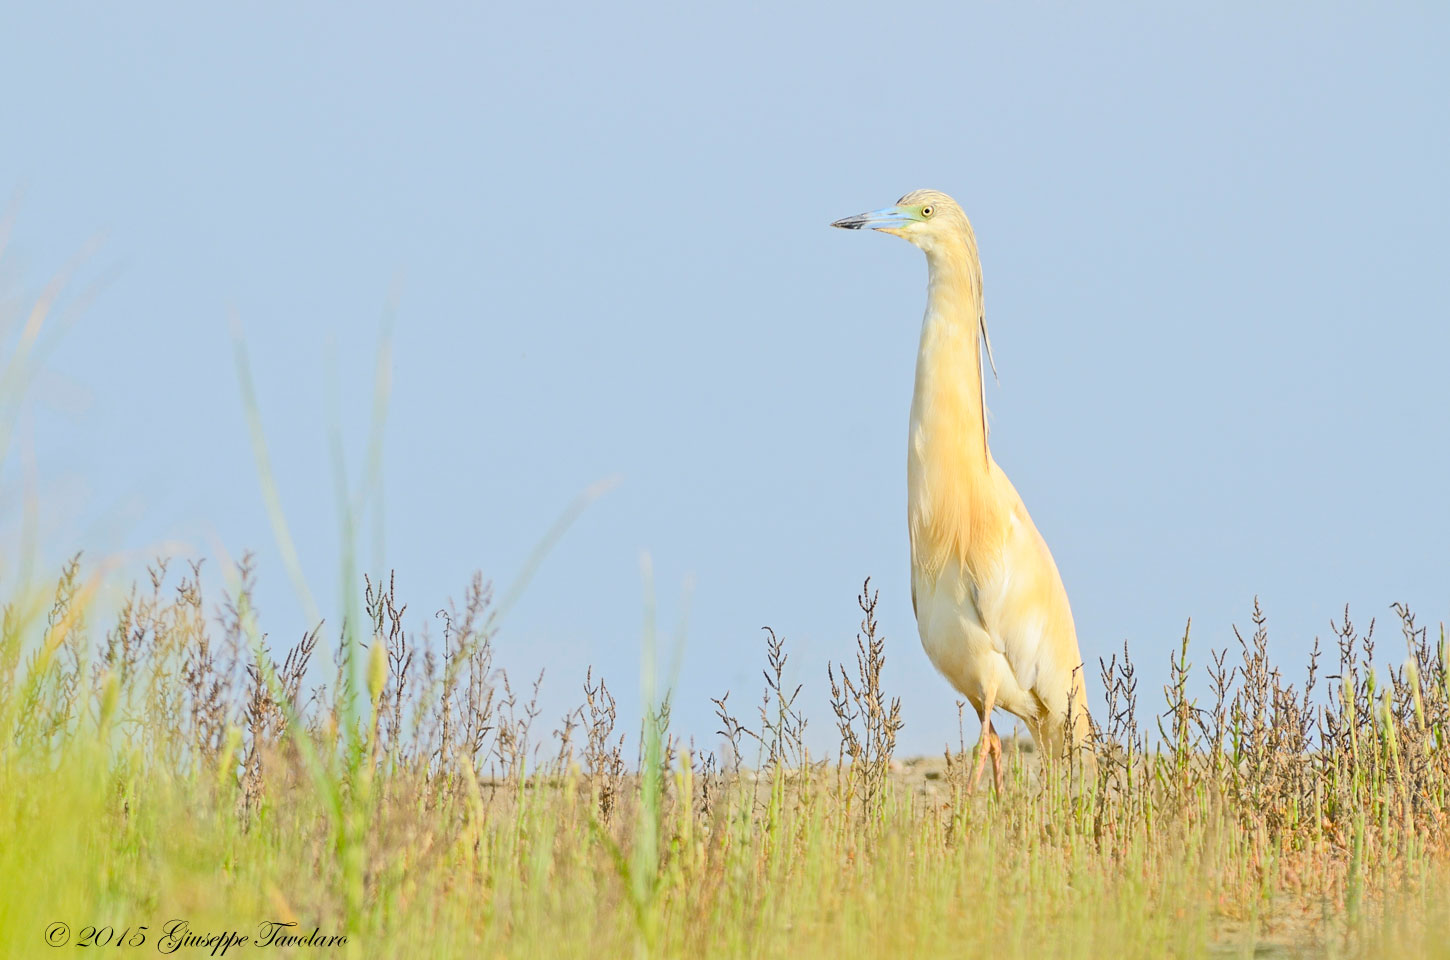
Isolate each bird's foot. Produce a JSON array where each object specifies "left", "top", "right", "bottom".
[{"left": 970, "top": 729, "right": 1003, "bottom": 793}]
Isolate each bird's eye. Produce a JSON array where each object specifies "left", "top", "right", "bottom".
[{"left": 921, "top": 205, "right": 934, "bottom": 218}]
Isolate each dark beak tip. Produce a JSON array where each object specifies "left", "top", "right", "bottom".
[{"left": 831, "top": 217, "right": 863, "bottom": 230}]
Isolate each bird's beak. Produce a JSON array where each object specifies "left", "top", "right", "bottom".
[{"left": 830, "top": 205, "right": 916, "bottom": 235}]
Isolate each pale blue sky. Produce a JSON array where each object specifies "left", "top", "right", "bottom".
[{"left": 3, "top": 4, "right": 1446, "bottom": 755}]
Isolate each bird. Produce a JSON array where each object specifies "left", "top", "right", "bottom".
[{"left": 832, "top": 189, "right": 1091, "bottom": 791}]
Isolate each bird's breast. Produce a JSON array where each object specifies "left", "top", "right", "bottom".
[{"left": 906, "top": 413, "right": 1002, "bottom": 588}]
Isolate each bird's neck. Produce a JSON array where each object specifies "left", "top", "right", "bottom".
[
  {"left": 908, "top": 245, "right": 997, "bottom": 574},
  {"left": 912, "top": 246, "right": 990, "bottom": 471}
]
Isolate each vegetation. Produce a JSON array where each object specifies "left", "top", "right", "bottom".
[{"left": 2, "top": 555, "right": 1449, "bottom": 959}]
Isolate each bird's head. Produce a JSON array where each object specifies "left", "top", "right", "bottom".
[{"left": 830, "top": 189, "right": 969, "bottom": 257}]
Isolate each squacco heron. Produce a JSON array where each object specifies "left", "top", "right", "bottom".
[{"left": 833, "top": 189, "right": 1091, "bottom": 790}]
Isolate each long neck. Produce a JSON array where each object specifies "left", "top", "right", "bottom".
[
  {"left": 908, "top": 241, "right": 997, "bottom": 574},
  {"left": 912, "top": 242, "right": 990, "bottom": 470}
]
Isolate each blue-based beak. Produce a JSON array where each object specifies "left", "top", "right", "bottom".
[{"left": 830, "top": 205, "right": 917, "bottom": 231}]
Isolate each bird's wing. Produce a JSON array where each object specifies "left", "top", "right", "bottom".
[{"left": 977, "top": 476, "right": 1080, "bottom": 710}]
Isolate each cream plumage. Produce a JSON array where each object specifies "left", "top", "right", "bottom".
[{"left": 833, "top": 189, "right": 1091, "bottom": 789}]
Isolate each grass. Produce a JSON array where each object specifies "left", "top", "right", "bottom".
[{"left": 2, "top": 557, "right": 1449, "bottom": 959}]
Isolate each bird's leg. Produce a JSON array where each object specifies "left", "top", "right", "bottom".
[
  {"left": 989, "top": 728, "right": 1004, "bottom": 792},
  {"left": 970, "top": 686, "right": 999, "bottom": 793}
]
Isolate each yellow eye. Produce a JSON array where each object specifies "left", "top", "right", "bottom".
[{"left": 921, "top": 205, "right": 934, "bottom": 218}]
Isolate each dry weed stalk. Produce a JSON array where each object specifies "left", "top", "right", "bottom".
[{"left": 828, "top": 579, "right": 902, "bottom": 818}]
